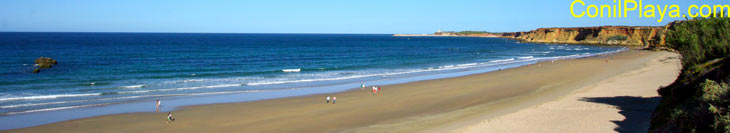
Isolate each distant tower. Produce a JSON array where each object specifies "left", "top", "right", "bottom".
[{"left": 437, "top": 29, "right": 441, "bottom": 33}]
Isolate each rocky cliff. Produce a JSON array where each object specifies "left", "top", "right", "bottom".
[{"left": 501, "top": 26, "right": 668, "bottom": 48}]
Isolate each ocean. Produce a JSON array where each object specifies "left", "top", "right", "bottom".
[{"left": 0, "top": 33, "right": 624, "bottom": 129}]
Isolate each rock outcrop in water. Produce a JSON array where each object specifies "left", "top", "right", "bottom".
[
  {"left": 33, "top": 57, "right": 57, "bottom": 73},
  {"left": 500, "top": 26, "right": 667, "bottom": 48}
]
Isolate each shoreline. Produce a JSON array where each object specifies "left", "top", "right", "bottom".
[
  {"left": 0, "top": 45, "right": 624, "bottom": 130},
  {"left": 0, "top": 56, "right": 536, "bottom": 130},
  {"left": 6, "top": 49, "right": 670, "bottom": 132}
]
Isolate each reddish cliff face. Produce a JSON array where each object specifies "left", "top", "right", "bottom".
[{"left": 501, "top": 26, "right": 667, "bottom": 48}]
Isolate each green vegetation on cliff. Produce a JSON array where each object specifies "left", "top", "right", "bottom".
[
  {"left": 650, "top": 17, "right": 730, "bottom": 132},
  {"left": 666, "top": 18, "right": 730, "bottom": 69},
  {"left": 607, "top": 35, "right": 628, "bottom": 41}
]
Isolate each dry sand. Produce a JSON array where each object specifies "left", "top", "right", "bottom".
[
  {"left": 5, "top": 50, "right": 680, "bottom": 133},
  {"left": 451, "top": 51, "right": 680, "bottom": 132}
]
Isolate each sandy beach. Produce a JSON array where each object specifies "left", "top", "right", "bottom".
[
  {"left": 6, "top": 50, "right": 680, "bottom": 133},
  {"left": 451, "top": 51, "right": 680, "bottom": 132}
]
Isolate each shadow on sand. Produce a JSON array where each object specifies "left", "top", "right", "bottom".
[{"left": 580, "top": 96, "right": 661, "bottom": 133}]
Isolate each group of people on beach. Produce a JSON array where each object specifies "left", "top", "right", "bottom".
[
  {"left": 371, "top": 86, "right": 381, "bottom": 95},
  {"left": 362, "top": 83, "right": 382, "bottom": 94},
  {"left": 360, "top": 83, "right": 381, "bottom": 94},
  {"left": 326, "top": 96, "right": 337, "bottom": 104},
  {"left": 322, "top": 83, "right": 384, "bottom": 105},
  {"left": 156, "top": 99, "right": 175, "bottom": 123},
  {"left": 159, "top": 83, "right": 387, "bottom": 123}
]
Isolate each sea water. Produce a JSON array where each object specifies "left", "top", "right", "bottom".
[{"left": 0, "top": 33, "right": 625, "bottom": 129}]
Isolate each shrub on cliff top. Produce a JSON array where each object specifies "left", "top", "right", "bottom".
[
  {"left": 666, "top": 17, "right": 730, "bottom": 70},
  {"left": 701, "top": 80, "right": 730, "bottom": 103},
  {"left": 700, "top": 80, "right": 730, "bottom": 131},
  {"left": 650, "top": 16, "right": 730, "bottom": 132}
]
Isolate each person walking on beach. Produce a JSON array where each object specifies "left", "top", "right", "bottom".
[
  {"left": 326, "top": 96, "right": 331, "bottom": 104},
  {"left": 361, "top": 83, "right": 365, "bottom": 91},
  {"left": 333, "top": 97, "right": 337, "bottom": 104},
  {"left": 156, "top": 99, "right": 161, "bottom": 112},
  {"left": 372, "top": 86, "right": 377, "bottom": 95},
  {"left": 166, "top": 112, "right": 175, "bottom": 123}
]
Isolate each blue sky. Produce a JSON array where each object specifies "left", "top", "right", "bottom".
[{"left": 0, "top": 0, "right": 726, "bottom": 34}]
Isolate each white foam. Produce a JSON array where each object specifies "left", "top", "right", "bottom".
[
  {"left": 2, "top": 90, "right": 272, "bottom": 113},
  {"left": 183, "top": 89, "right": 269, "bottom": 96},
  {"left": 186, "top": 79, "right": 205, "bottom": 82},
  {"left": 439, "top": 65, "right": 455, "bottom": 69},
  {"left": 247, "top": 71, "right": 407, "bottom": 86},
  {"left": 248, "top": 77, "right": 353, "bottom": 86},
  {"left": 517, "top": 56, "right": 534, "bottom": 59},
  {"left": 490, "top": 58, "right": 515, "bottom": 63},
  {"left": 0, "top": 93, "right": 101, "bottom": 102},
  {"left": 456, "top": 63, "right": 478, "bottom": 67},
  {"left": 121, "top": 85, "right": 144, "bottom": 89},
  {"left": 5, "top": 103, "right": 110, "bottom": 115},
  {"left": 1, "top": 101, "right": 74, "bottom": 109},
  {"left": 247, "top": 61, "right": 523, "bottom": 86},
  {"left": 161, "top": 79, "right": 209, "bottom": 84},
  {"left": 164, "top": 77, "right": 265, "bottom": 84},
  {"left": 282, "top": 69, "right": 301, "bottom": 72},
  {"left": 118, "top": 84, "right": 242, "bottom": 94}
]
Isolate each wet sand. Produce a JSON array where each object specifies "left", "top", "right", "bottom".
[{"left": 6, "top": 50, "right": 673, "bottom": 133}]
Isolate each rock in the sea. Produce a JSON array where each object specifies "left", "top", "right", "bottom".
[
  {"left": 33, "top": 57, "right": 57, "bottom": 73},
  {"left": 34, "top": 57, "right": 57, "bottom": 68}
]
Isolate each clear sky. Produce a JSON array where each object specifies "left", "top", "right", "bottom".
[{"left": 0, "top": 0, "right": 726, "bottom": 34}]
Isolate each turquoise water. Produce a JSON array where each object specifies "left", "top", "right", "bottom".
[{"left": 0, "top": 33, "right": 624, "bottom": 129}]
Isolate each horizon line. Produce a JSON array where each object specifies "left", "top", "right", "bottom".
[
  {"left": 0, "top": 31, "right": 403, "bottom": 35},
  {"left": 0, "top": 23, "right": 670, "bottom": 34}
]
